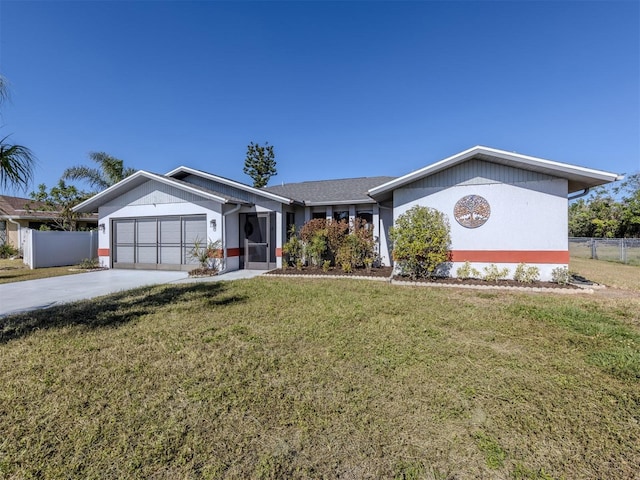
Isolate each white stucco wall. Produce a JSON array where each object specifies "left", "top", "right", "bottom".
[
  {"left": 98, "top": 196, "right": 223, "bottom": 269},
  {"left": 393, "top": 175, "right": 569, "bottom": 281}
]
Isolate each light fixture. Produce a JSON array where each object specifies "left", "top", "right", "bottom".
[
  {"left": 98, "top": 223, "right": 106, "bottom": 233},
  {"left": 210, "top": 219, "right": 217, "bottom": 231}
]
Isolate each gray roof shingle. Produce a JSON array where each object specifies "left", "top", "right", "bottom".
[{"left": 263, "top": 176, "right": 395, "bottom": 205}]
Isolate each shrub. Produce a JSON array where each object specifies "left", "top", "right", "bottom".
[
  {"left": 456, "top": 261, "right": 481, "bottom": 280},
  {"left": 282, "top": 226, "right": 303, "bottom": 267},
  {"left": 389, "top": 205, "right": 451, "bottom": 279},
  {"left": 513, "top": 263, "right": 540, "bottom": 283},
  {"left": 306, "top": 232, "right": 327, "bottom": 266},
  {"left": 551, "top": 266, "right": 570, "bottom": 284},
  {"left": 483, "top": 264, "right": 510, "bottom": 281},
  {"left": 189, "top": 238, "right": 222, "bottom": 270},
  {"left": 0, "top": 243, "right": 18, "bottom": 259},
  {"left": 78, "top": 257, "right": 100, "bottom": 269},
  {"left": 325, "top": 219, "right": 349, "bottom": 263},
  {"left": 299, "top": 218, "right": 327, "bottom": 243}
]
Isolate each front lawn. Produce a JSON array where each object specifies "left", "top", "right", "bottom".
[
  {"left": 0, "top": 258, "right": 88, "bottom": 284},
  {"left": 1, "top": 278, "right": 638, "bottom": 478}
]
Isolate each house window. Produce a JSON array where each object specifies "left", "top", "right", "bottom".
[
  {"left": 0, "top": 220, "right": 6, "bottom": 245},
  {"left": 333, "top": 211, "right": 349, "bottom": 223},
  {"left": 312, "top": 211, "right": 325, "bottom": 220},
  {"left": 356, "top": 211, "right": 373, "bottom": 229}
]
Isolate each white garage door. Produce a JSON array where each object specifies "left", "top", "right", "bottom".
[{"left": 112, "top": 215, "right": 206, "bottom": 270}]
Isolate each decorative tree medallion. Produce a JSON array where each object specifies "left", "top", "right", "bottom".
[{"left": 454, "top": 195, "right": 491, "bottom": 228}]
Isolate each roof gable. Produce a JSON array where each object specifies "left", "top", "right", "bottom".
[
  {"left": 166, "top": 166, "right": 295, "bottom": 205},
  {"left": 73, "top": 171, "right": 250, "bottom": 213},
  {"left": 368, "top": 146, "right": 622, "bottom": 200}
]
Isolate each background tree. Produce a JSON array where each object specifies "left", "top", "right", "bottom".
[
  {"left": 568, "top": 173, "right": 640, "bottom": 238},
  {"left": 28, "top": 180, "right": 90, "bottom": 231},
  {"left": 389, "top": 205, "right": 451, "bottom": 279},
  {"left": 0, "top": 75, "right": 35, "bottom": 191},
  {"left": 62, "top": 151, "right": 135, "bottom": 192},
  {"left": 243, "top": 141, "right": 276, "bottom": 188}
]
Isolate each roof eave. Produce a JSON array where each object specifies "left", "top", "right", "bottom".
[
  {"left": 166, "top": 166, "right": 295, "bottom": 205},
  {"left": 367, "top": 145, "right": 622, "bottom": 197},
  {"left": 304, "top": 199, "right": 376, "bottom": 206},
  {"left": 73, "top": 171, "right": 239, "bottom": 213}
]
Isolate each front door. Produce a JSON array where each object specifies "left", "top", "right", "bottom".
[{"left": 244, "top": 213, "right": 276, "bottom": 269}]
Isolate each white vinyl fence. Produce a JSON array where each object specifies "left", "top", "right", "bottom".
[{"left": 23, "top": 230, "right": 98, "bottom": 269}]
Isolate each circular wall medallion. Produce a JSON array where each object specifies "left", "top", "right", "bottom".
[{"left": 454, "top": 195, "right": 491, "bottom": 228}]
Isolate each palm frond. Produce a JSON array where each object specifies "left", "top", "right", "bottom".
[{"left": 0, "top": 135, "right": 35, "bottom": 192}]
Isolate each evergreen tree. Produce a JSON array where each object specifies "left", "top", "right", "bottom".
[{"left": 243, "top": 141, "right": 276, "bottom": 188}]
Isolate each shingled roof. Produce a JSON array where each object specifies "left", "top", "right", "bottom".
[
  {"left": 263, "top": 176, "right": 396, "bottom": 205},
  {"left": 0, "top": 195, "right": 98, "bottom": 221}
]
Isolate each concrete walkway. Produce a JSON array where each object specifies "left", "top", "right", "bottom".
[{"left": 0, "top": 269, "right": 264, "bottom": 317}]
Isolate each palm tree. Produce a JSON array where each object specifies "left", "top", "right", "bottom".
[
  {"left": 62, "top": 151, "right": 136, "bottom": 191},
  {"left": 0, "top": 76, "right": 35, "bottom": 191}
]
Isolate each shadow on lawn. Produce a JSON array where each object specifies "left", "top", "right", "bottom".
[{"left": 0, "top": 282, "right": 245, "bottom": 344}]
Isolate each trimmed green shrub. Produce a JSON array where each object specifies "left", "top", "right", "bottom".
[
  {"left": 456, "top": 261, "right": 481, "bottom": 280},
  {"left": 0, "top": 243, "right": 18, "bottom": 259},
  {"left": 513, "top": 263, "right": 540, "bottom": 283},
  {"left": 389, "top": 205, "right": 451, "bottom": 279},
  {"left": 483, "top": 264, "right": 510, "bottom": 281},
  {"left": 551, "top": 266, "right": 570, "bottom": 284}
]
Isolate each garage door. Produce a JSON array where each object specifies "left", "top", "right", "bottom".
[{"left": 112, "top": 215, "right": 206, "bottom": 270}]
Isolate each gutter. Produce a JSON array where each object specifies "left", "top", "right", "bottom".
[{"left": 568, "top": 188, "right": 590, "bottom": 201}]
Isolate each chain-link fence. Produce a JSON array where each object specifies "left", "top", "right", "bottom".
[{"left": 569, "top": 237, "right": 640, "bottom": 266}]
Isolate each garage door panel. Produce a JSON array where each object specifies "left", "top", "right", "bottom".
[
  {"left": 159, "top": 246, "right": 181, "bottom": 264},
  {"left": 112, "top": 215, "right": 206, "bottom": 270},
  {"left": 183, "top": 216, "right": 207, "bottom": 245},
  {"left": 159, "top": 217, "right": 181, "bottom": 243},
  {"left": 115, "top": 245, "right": 134, "bottom": 263}
]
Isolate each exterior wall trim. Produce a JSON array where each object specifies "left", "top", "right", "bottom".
[{"left": 450, "top": 250, "right": 569, "bottom": 264}]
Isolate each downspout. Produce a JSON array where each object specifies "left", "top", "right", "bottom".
[
  {"left": 220, "top": 203, "right": 242, "bottom": 273},
  {"left": 568, "top": 188, "right": 590, "bottom": 201}
]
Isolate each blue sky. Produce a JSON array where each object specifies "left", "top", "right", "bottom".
[{"left": 0, "top": 0, "right": 638, "bottom": 193}]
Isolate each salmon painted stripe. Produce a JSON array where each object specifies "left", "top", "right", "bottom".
[{"left": 450, "top": 250, "right": 569, "bottom": 264}]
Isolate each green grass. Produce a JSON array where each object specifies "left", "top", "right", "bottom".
[
  {"left": 0, "top": 258, "right": 88, "bottom": 284},
  {"left": 1, "top": 277, "right": 639, "bottom": 479},
  {"left": 570, "top": 256, "right": 640, "bottom": 291}
]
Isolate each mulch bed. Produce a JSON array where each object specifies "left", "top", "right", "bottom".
[
  {"left": 393, "top": 276, "right": 582, "bottom": 290},
  {"left": 266, "top": 266, "right": 586, "bottom": 290},
  {"left": 188, "top": 268, "right": 219, "bottom": 277}
]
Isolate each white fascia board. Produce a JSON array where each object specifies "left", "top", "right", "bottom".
[
  {"left": 166, "top": 166, "right": 294, "bottom": 204},
  {"left": 368, "top": 146, "right": 480, "bottom": 196},
  {"left": 368, "top": 145, "right": 621, "bottom": 196},
  {"left": 304, "top": 199, "right": 376, "bottom": 206},
  {"left": 476, "top": 146, "right": 622, "bottom": 182},
  {"left": 72, "top": 170, "right": 231, "bottom": 213},
  {"left": 72, "top": 170, "right": 151, "bottom": 212}
]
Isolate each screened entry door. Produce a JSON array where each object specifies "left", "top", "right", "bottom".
[
  {"left": 112, "top": 215, "right": 206, "bottom": 270},
  {"left": 243, "top": 213, "right": 276, "bottom": 270}
]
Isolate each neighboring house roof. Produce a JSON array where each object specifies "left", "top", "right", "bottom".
[
  {"left": 0, "top": 195, "right": 97, "bottom": 222},
  {"left": 166, "top": 166, "right": 296, "bottom": 205},
  {"left": 368, "top": 145, "right": 623, "bottom": 201},
  {"left": 73, "top": 170, "right": 255, "bottom": 213},
  {"left": 264, "top": 176, "right": 396, "bottom": 206}
]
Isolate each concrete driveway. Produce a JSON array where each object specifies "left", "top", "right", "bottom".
[{"left": 0, "top": 269, "right": 264, "bottom": 317}]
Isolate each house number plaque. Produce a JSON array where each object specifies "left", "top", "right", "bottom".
[{"left": 454, "top": 195, "right": 490, "bottom": 228}]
